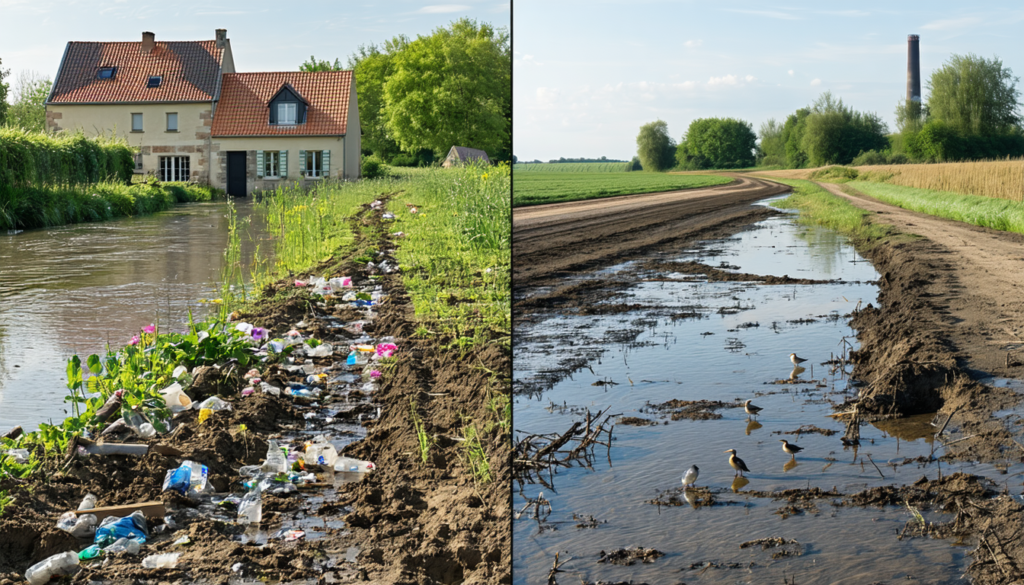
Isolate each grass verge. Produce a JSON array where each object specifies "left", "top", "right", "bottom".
[
  {"left": 0, "top": 180, "right": 222, "bottom": 231},
  {"left": 847, "top": 181, "right": 1024, "bottom": 235},
  {"left": 767, "top": 178, "right": 896, "bottom": 246},
  {"left": 513, "top": 171, "right": 731, "bottom": 207}
]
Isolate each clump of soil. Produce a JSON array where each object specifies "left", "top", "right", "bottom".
[
  {"left": 647, "top": 399, "right": 741, "bottom": 421},
  {"left": 597, "top": 547, "right": 664, "bottom": 565},
  {"left": 642, "top": 260, "right": 837, "bottom": 285},
  {"left": 740, "top": 537, "right": 799, "bottom": 550},
  {"left": 848, "top": 472, "right": 994, "bottom": 508},
  {"left": 617, "top": 416, "right": 658, "bottom": 426},
  {"left": 778, "top": 425, "right": 837, "bottom": 437}
]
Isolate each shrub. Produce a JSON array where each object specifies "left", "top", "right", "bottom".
[
  {"left": 851, "top": 150, "right": 888, "bottom": 166},
  {"left": 809, "top": 165, "right": 860, "bottom": 182},
  {"left": 361, "top": 156, "right": 390, "bottom": 179},
  {"left": 390, "top": 153, "right": 418, "bottom": 167}
]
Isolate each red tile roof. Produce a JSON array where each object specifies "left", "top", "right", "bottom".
[
  {"left": 212, "top": 72, "right": 353, "bottom": 137},
  {"left": 49, "top": 41, "right": 224, "bottom": 104}
]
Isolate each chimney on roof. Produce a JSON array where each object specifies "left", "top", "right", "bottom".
[
  {"left": 142, "top": 31, "right": 155, "bottom": 54},
  {"left": 215, "top": 29, "right": 227, "bottom": 49}
]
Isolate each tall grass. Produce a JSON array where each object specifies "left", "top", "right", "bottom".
[
  {"left": 848, "top": 181, "right": 1024, "bottom": 235},
  {"left": 387, "top": 163, "right": 511, "bottom": 347},
  {"left": 769, "top": 178, "right": 895, "bottom": 244},
  {"left": 0, "top": 128, "right": 133, "bottom": 188},
  {"left": 0, "top": 181, "right": 221, "bottom": 231},
  {"left": 854, "top": 159, "right": 1024, "bottom": 201}
]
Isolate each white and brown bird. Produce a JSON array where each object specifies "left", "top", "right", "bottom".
[
  {"left": 779, "top": 439, "right": 804, "bottom": 457},
  {"left": 724, "top": 449, "right": 750, "bottom": 477},
  {"left": 744, "top": 399, "right": 763, "bottom": 419},
  {"left": 789, "top": 353, "right": 808, "bottom": 366},
  {"left": 682, "top": 465, "right": 699, "bottom": 489}
]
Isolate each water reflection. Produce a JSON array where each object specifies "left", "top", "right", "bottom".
[
  {"left": 730, "top": 476, "right": 750, "bottom": 493},
  {"left": 0, "top": 201, "right": 271, "bottom": 431},
  {"left": 745, "top": 419, "right": 763, "bottom": 436},
  {"left": 790, "top": 365, "right": 806, "bottom": 380},
  {"left": 783, "top": 458, "right": 800, "bottom": 473}
]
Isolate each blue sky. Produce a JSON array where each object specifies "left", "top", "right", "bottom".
[
  {"left": 0, "top": 0, "right": 509, "bottom": 96},
  {"left": 513, "top": 1, "right": 1024, "bottom": 161}
]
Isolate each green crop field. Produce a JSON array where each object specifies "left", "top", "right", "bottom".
[
  {"left": 513, "top": 172, "right": 733, "bottom": 206},
  {"left": 513, "top": 162, "right": 632, "bottom": 173}
]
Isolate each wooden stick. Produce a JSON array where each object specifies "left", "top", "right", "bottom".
[{"left": 865, "top": 454, "right": 885, "bottom": 479}]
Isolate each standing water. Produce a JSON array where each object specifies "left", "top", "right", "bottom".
[
  {"left": 0, "top": 200, "right": 270, "bottom": 431},
  {"left": 514, "top": 200, "right": 1010, "bottom": 584}
]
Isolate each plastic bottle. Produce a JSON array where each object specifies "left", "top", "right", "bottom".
[
  {"left": 238, "top": 465, "right": 263, "bottom": 477},
  {"left": 78, "top": 493, "right": 97, "bottom": 511},
  {"left": 262, "top": 439, "right": 287, "bottom": 473},
  {"left": 25, "top": 551, "right": 79, "bottom": 584},
  {"left": 78, "top": 544, "right": 102, "bottom": 561},
  {"left": 57, "top": 511, "right": 97, "bottom": 539},
  {"left": 334, "top": 457, "right": 376, "bottom": 473},
  {"left": 237, "top": 485, "right": 262, "bottom": 525},
  {"left": 103, "top": 537, "right": 141, "bottom": 555},
  {"left": 141, "top": 552, "right": 181, "bottom": 569},
  {"left": 188, "top": 461, "right": 209, "bottom": 496}
]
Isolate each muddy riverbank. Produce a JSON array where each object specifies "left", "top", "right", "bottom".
[
  {"left": 513, "top": 184, "right": 1024, "bottom": 584},
  {"left": 0, "top": 200, "right": 509, "bottom": 584}
]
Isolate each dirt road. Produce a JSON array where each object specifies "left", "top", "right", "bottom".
[{"left": 512, "top": 175, "right": 789, "bottom": 294}]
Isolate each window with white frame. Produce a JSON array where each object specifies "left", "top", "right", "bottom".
[
  {"left": 159, "top": 156, "right": 190, "bottom": 182},
  {"left": 304, "top": 151, "right": 323, "bottom": 178},
  {"left": 263, "top": 151, "right": 280, "bottom": 177},
  {"left": 166, "top": 112, "right": 177, "bottom": 132},
  {"left": 278, "top": 102, "right": 297, "bottom": 125},
  {"left": 131, "top": 113, "right": 143, "bottom": 132}
]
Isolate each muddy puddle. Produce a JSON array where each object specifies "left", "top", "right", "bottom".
[
  {"left": 513, "top": 201, "right": 1024, "bottom": 584},
  {"left": 0, "top": 200, "right": 271, "bottom": 432}
]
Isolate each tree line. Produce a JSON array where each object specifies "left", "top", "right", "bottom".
[
  {"left": 635, "top": 52, "right": 1022, "bottom": 172},
  {"left": 0, "top": 59, "right": 53, "bottom": 132},
  {"left": 302, "top": 18, "right": 510, "bottom": 167}
]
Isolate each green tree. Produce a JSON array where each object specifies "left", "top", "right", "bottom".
[
  {"left": 383, "top": 18, "right": 510, "bottom": 159},
  {"left": 793, "top": 92, "right": 888, "bottom": 167},
  {"left": 927, "top": 53, "right": 1021, "bottom": 135},
  {"left": 6, "top": 71, "right": 52, "bottom": 132},
  {"left": 0, "top": 58, "right": 10, "bottom": 126},
  {"left": 757, "top": 118, "right": 785, "bottom": 165},
  {"left": 347, "top": 39, "right": 407, "bottom": 161},
  {"left": 299, "top": 56, "right": 343, "bottom": 72},
  {"left": 781, "top": 108, "right": 811, "bottom": 168},
  {"left": 676, "top": 117, "right": 756, "bottom": 169},
  {"left": 636, "top": 120, "right": 675, "bottom": 172}
]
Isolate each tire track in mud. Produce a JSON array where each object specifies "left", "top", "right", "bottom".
[{"left": 513, "top": 175, "right": 789, "bottom": 295}]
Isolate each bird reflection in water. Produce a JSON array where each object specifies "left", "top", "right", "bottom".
[
  {"left": 731, "top": 476, "right": 750, "bottom": 493},
  {"left": 789, "top": 365, "right": 806, "bottom": 380},
  {"left": 682, "top": 488, "right": 699, "bottom": 509},
  {"left": 783, "top": 458, "right": 799, "bottom": 473},
  {"left": 745, "top": 419, "right": 763, "bottom": 435}
]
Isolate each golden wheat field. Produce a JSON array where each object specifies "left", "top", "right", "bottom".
[{"left": 755, "top": 159, "right": 1024, "bottom": 201}]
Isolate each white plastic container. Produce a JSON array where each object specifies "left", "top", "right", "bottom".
[
  {"left": 142, "top": 552, "right": 181, "bottom": 569},
  {"left": 159, "top": 383, "right": 193, "bottom": 412},
  {"left": 261, "top": 439, "right": 287, "bottom": 473},
  {"left": 25, "top": 551, "right": 79, "bottom": 584},
  {"left": 334, "top": 457, "right": 376, "bottom": 473},
  {"left": 237, "top": 486, "right": 262, "bottom": 525},
  {"left": 303, "top": 436, "right": 338, "bottom": 468}
]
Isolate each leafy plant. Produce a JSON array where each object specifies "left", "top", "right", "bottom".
[{"left": 410, "top": 398, "right": 431, "bottom": 464}]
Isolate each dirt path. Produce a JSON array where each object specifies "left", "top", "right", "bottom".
[
  {"left": 513, "top": 175, "right": 789, "bottom": 294},
  {"left": 818, "top": 181, "right": 1024, "bottom": 380}
]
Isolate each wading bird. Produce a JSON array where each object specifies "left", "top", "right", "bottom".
[
  {"left": 724, "top": 448, "right": 750, "bottom": 477},
  {"left": 779, "top": 439, "right": 804, "bottom": 457},
  {"left": 682, "top": 465, "right": 699, "bottom": 488},
  {"left": 744, "top": 399, "right": 763, "bottom": 419},
  {"left": 790, "top": 353, "right": 808, "bottom": 366}
]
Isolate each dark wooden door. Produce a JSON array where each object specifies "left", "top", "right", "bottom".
[{"left": 227, "top": 151, "right": 247, "bottom": 197}]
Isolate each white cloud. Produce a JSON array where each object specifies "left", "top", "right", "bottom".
[
  {"left": 921, "top": 16, "right": 983, "bottom": 30},
  {"left": 708, "top": 74, "right": 738, "bottom": 86},
  {"left": 788, "top": 69, "right": 795, "bottom": 76},
  {"left": 416, "top": 4, "right": 471, "bottom": 14},
  {"left": 745, "top": 75, "right": 755, "bottom": 82},
  {"left": 810, "top": 78, "right": 821, "bottom": 86},
  {"left": 684, "top": 39, "right": 703, "bottom": 48},
  {"left": 535, "top": 87, "right": 560, "bottom": 109}
]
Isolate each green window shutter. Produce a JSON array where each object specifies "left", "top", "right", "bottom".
[
  {"left": 257, "top": 151, "right": 264, "bottom": 178},
  {"left": 299, "top": 150, "right": 306, "bottom": 177},
  {"left": 322, "top": 150, "right": 330, "bottom": 177},
  {"left": 280, "top": 150, "right": 288, "bottom": 179}
]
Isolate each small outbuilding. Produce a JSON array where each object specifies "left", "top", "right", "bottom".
[{"left": 442, "top": 146, "right": 491, "bottom": 167}]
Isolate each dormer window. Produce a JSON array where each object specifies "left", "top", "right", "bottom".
[
  {"left": 148, "top": 76, "right": 162, "bottom": 88},
  {"left": 278, "top": 103, "right": 296, "bottom": 125},
  {"left": 98, "top": 67, "right": 116, "bottom": 79}
]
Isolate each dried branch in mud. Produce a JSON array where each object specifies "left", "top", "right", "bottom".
[{"left": 514, "top": 407, "right": 615, "bottom": 487}]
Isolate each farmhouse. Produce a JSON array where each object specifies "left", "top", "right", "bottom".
[
  {"left": 442, "top": 146, "right": 491, "bottom": 167},
  {"left": 45, "top": 30, "right": 361, "bottom": 196}
]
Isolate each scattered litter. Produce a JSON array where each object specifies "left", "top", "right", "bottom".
[
  {"left": 283, "top": 530, "right": 305, "bottom": 541},
  {"left": 237, "top": 485, "right": 263, "bottom": 525},
  {"left": 160, "top": 383, "right": 193, "bottom": 412},
  {"left": 141, "top": 552, "right": 181, "bottom": 569},
  {"left": 103, "top": 537, "right": 142, "bottom": 555},
  {"left": 78, "top": 493, "right": 97, "bottom": 511},
  {"left": 25, "top": 551, "right": 79, "bottom": 584},
  {"left": 303, "top": 435, "right": 338, "bottom": 468},
  {"left": 94, "top": 510, "right": 148, "bottom": 547},
  {"left": 57, "top": 511, "right": 97, "bottom": 539},
  {"left": 334, "top": 456, "right": 375, "bottom": 473}
]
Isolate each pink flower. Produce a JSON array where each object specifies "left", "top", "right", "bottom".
[
  {"left": 376, "top": 343, "right": 397, "bottom": 358},
  {"left": 143, "top": 324, "right": 156, "bottom": 334},
  {"left": 370, "top": 370, "right": 382, "bottom": 379},
  {"left": 129, "top": 335, "right": 140, "bottom": 346}
]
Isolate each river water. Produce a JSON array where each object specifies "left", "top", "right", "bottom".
[
  {"left": 0, "top": 200, "right": 270, "bottom": 432},
  {"left": 513, "top": 200, "right": 1022, "bottom": 584}
]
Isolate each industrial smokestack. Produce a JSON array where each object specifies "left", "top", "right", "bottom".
[{"left": 907, "top": 34, "right": 921, "bottom": 103}]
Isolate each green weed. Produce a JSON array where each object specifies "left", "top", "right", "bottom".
[
  {"left": 461, "top": 422, "right": 492, "bottom": 484},
  {"left": 769, "top": 178, "right": 895, "bottom": 245},
  {"left": 410, "top": 398, "right": 431, "bottom": 464},
  {"left": 0, "top": 490, "right": 12, "bottom": 517}
]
